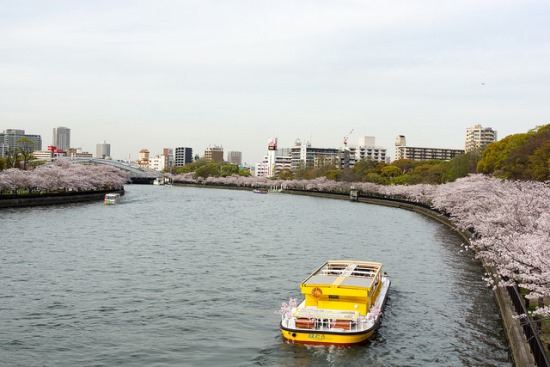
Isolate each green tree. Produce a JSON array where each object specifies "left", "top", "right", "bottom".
[
  {"left": 220, "top": 163, "right": 239, "bottom": 177},
  {"left": 16, "top": 138, "right": 36, "bottom": 170},
  {"left": 277, "top": 168, "right": 294, "bottom": 180},
  {"left": 391, "top": 159, "right": 415, "bottom": 173},
  {"left": 238, "top": 167, "right": 251, "bottom": 177},
  {"left": 325, "top": 169, "right": 343, "bottom": 181},
  {"left": 381, "top": 165, "right": 401, "bottom": 178},
  {"left": 389, "top": 175, "right": 409, "bottom": 185},
  {"left": 443, "top": 153, "right": 479, "bottom": 182},
  {"left": 477, "top": 133, "right": 528, "bottom": 177},
  {"left": 195, "top": 163, "right": 220, "bottom": 179},
  {"left": 5, "top": 148, "right": 20, "bottom": 168},
  {"left": 527, "top": 141, "right": 550, "bottom": 181},
  {"left": 365, "top": 172, "right": 386, "bottom": 184},
  {"left": 351, "top": 159, "right": 378, "bottom": 181}
]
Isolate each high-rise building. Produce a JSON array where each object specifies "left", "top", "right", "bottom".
[
  {"left": 227, "top": 151, "right": 242, "bottom": 165},
  {"left": 96, "top": 141, "right": 111, "bottom": 159},
  {"left": 204, "top": 145, "right": 224, "bottom": 163},
  {"left": 174, "top": 147, "right": 193, "bottom": 166},
  {"left": 465, "top": 124, "right": 497, "bottom": 153},
  {"left": 394, "top": 135, "right": 464, "bottom": 161},
  {"left": 52, "top": 126, "right": 70, "bottom": 151}
]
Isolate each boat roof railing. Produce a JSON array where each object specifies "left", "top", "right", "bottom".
[{"left": 313, "top": 261, "right": 382, "bottom": 279}]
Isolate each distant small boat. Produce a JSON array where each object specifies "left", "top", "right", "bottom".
[
  {"left": 104, "top": 193, "right": 121, "bottom": 205},
  {"left": 253, "top": 188, "right": 268, "bottom": 194},
  {"left": 279, "top": 260, "right": 390, "bottom": 345}
]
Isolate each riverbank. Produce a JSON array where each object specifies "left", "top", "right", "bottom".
[{"left": 0, "top": 188, "right": 125, "bottom": 209}]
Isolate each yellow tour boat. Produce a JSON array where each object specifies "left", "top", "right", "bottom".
[{"left": 279, "top": 260, "right": 390, "bottom": 345}]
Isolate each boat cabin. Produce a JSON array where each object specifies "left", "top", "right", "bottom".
[{"left": 299, "top": 260, "right": 383, "bottom": 316}]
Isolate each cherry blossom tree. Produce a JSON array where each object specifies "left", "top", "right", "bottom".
[
  {"left": 430, "top": 175, "right": 550, "bottom": 316},
  {"left": 0, "top": 160, "right": 129, "bottom": 194}
]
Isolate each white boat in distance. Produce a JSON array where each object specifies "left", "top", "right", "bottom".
[{"left": 104, "top": 193, "right": 121, "bottom": 205}]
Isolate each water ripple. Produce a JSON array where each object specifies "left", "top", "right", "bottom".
[{"left": 0, "top": 185, "right": 511, "bottom": 366}]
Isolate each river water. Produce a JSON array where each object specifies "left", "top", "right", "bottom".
[{"left": 0, "top": 184, "right": 511, "bottom": 366}]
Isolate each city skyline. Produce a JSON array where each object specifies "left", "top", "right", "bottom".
[{"left": 1, "top": 1, "right": 548, "bottom": 163}]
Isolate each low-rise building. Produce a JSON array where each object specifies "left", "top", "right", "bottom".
[
  {"left": 149, "top": 155, "right": 168, "bottom": 172},
  {"left": 67, "top": 148, "right": 93, "bottom": 158}
]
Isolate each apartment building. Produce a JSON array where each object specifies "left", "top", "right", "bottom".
[
  {"left": 394, "top": 135, "right": 464, "bottom": 161},
  {"left": 465, "top": 124, "right": 497, "bottom": 153}
]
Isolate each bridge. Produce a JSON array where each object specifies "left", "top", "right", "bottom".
[{"left": 60, "top": 157, "right": 163, "bottom": 184}]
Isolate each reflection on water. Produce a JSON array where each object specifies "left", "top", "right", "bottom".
[{"left": 0, "top": 185, "right": 511, "bottom": 366}]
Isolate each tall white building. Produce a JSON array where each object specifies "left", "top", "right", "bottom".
[
  {"left": 52, "top": 127, "right": 70, "bottom": 151},
  {"left": 465, "top": 124, "right": 497, "bottom": 153},
  {"left": 96, "top": 141, "right": 111, "bottom": 159}
]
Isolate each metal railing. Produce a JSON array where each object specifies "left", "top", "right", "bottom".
[{"left": 507, "top": 285, "right": 550, "bottom": 367}]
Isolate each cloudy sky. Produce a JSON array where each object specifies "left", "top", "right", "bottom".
[{"left": 1, "top": 0, "right": 548, "bottom": 163}]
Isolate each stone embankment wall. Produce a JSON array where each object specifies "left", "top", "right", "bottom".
[{"left": 0, "top": 189, "right": 125, "bottom": 209}]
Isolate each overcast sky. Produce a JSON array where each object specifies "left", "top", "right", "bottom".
[{"left": 1, "top": 0, "right": 548, "bottom": 163}]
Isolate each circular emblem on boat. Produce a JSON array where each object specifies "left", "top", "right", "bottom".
[{"left": 311, "top": 287, "right": 323, "bottom": 298}]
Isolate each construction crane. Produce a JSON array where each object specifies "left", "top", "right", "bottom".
[{"left": 343, "top": 129, "right": 354, "bottom": 147}]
